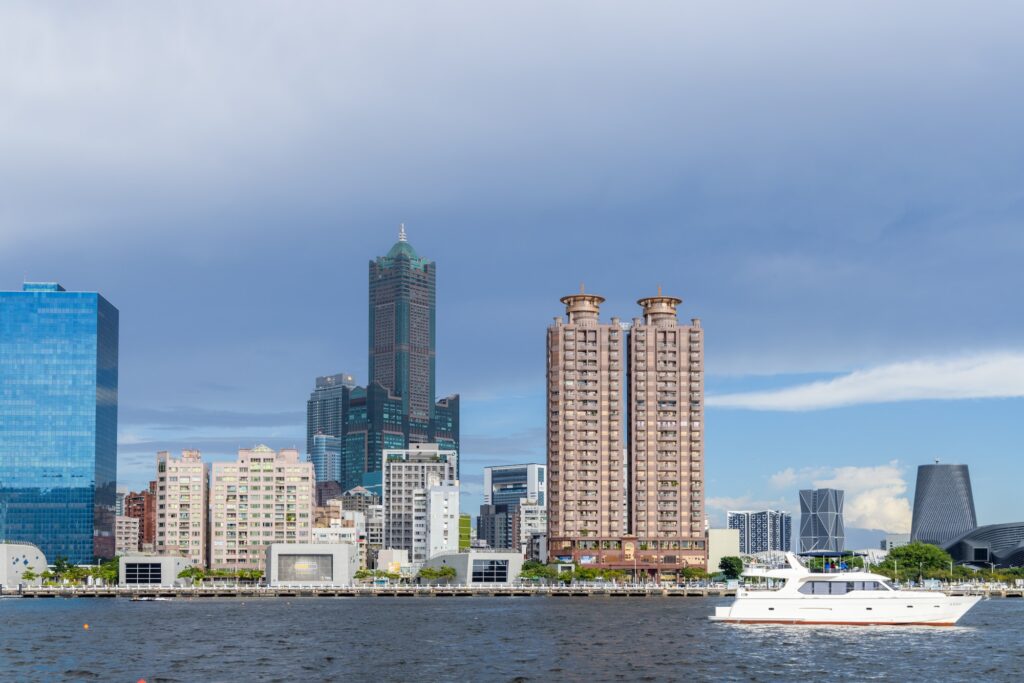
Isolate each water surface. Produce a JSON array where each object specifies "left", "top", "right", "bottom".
[{"left": 1, "top": 597, "right": 1020, "bottom": 681}]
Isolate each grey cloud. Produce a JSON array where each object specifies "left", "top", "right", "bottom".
[{"left": 120, "top": 406, "right": 305, "bottom": 429}]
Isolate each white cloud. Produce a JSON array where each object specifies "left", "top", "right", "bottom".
[
  {"left": 766, "top": 461, "right": 912, "bottom": 533},
  {"left": 707, "top": 352, "right": 1024, "bottom": 411}
]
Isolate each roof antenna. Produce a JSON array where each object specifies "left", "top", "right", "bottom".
[
  {"left": 579, "top": 282, "right": 585, "bottom": 294},
  {"left": 657, "top": 284, "right": 662, "bottom": 296},
  {"left": 398, "top": 223, "right": 407, "bottom": 242}
]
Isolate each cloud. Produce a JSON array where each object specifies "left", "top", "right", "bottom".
[
  {"left": 707, "top": 352, "right": 1024, "bottom": 411},
  {"left": 120, "top": 406, "right": 305, "bottom": 429},
  {"left": 767, "top": 461, "right": 912, "bottom": 533}
]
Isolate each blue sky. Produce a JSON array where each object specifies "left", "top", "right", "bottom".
[{"left": 2, "top": 2, "right": 1023, "bottom": 535}]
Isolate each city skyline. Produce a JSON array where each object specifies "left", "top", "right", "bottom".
[{"left": 3, "top": 3, "right": 1024, "bottom": 534}]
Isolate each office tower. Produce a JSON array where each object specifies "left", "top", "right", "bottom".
[
  {"left": 156, "top": 450, "right": 209, "bottom": 568},
  {"left": 341, "top": 383, "right": 407, "bottom": 493},
  {"left": 315, "top": 480, "right": 344, "bottom": 507},
  {"left": 115, "top": 515, "right": 140, "bottom": 555},
  {"left": 369, "top": 224, "right": 437, "bottom": 437},
  {"left": 728, "top": 510, "right": 793, "bottom": 554},
  {"left": 482, "top": 463, "right": 546, "bottom": 549},
  {"left": 209, "top": 445, "right": 314, "bottom": 572},
  {"left": 910, "top": 463, "right": 977, "bottom": 546},
  {"left": 628, "top": 293, "right": 705, "bottom": 567},
  {"left": 305, "top": 230, "right": 461, "bottom": 495},
  {"left": 0, "top": 282, "right": 119, "bottom": 563},
  {"left": 309, "top": 434, "right": 342, "bottom": 485},
  {"left": 477, "top": 504, "right": 513, "bottom": 550},
  {"left": 484, "top": 464, "right": 547, "bottom": 507},
  {"left": 381, "top": 443, "right": 458, "bottom": 564},
  {"left": 799, "top": 488, "right": 845, "bottom": 553},
  {"left": 115, "top": 492, "right": 126, "bottom": 517},
  {"left": 305, "top": 373, "right": 356, "bottom": 456},
  {"left": 124, "top": 481, "right": 157, "bottom": 552},
  {"left": 547, "top": 291, "right": 627, "bottom": 562}
]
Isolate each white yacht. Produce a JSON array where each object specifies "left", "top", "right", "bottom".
[{"left": 709, "top": 553, "right": 981, "bottom": 626}]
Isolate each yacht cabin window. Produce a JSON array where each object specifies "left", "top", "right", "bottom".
[{"left": 798, "top": 580, "right": 890, "bottom": 595}]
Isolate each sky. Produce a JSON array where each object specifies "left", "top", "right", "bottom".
[{"left": 2, "top": 2, "right": 1023, "bottom": 539}]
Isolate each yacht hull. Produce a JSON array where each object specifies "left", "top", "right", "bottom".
[{"left": 710, "top": 594, "right": 981, "bottom": 626}]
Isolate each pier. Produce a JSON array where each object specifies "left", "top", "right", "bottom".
[{"left": 3, "top": 585, "right": 1022, "bottom": 599}]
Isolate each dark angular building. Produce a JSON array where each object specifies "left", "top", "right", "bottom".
[
  {"left": 944, "top": 523, "right": 1024, "bottom": 568},
  {"left": 799, "top": 488, "right": 845, "bottom": 554},
  {"left": 477, "top": 504, "right": 514, "bottom": 550},
  {"left": 0, "top": 282, "right": 118, "bottom": 563},
  {"left": 910, "top": 463, "right": 977, "bottom": 546}
]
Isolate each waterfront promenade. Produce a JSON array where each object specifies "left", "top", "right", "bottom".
[{"left": 3, "top": 583, "right": 1021, "bottom": 599}]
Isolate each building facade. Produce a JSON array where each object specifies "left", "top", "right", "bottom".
[
  {"left": 381, "top": 443, "right": 458, "bottom": 564},
  {"left": 305, "top": 372, "right": 356, "bottom": 456},
  {"left": 546, "top": 290, "right": 705, "bottom": 576},
  {"left": 209, "top": 445, "right": 315, "bottom": 572},
  {"left": 426, "top": 484, "right": 460, "bottom": 559},
  {"left": 309, "top": 434, "right": 342, "bottom": 486},
  {"left": 115, "top": 515, "right": 140, "bottom": 555},
  {"left": 124, "top": 482, "right": 156, "bottom": 552},
  {"left": 304, "top": 231, "right": 461, "bottom": 496},
  {"left": 799, "top": 488, "right": 845, "bottom": 554},
  {"left": 547, "top": 292, "right": 627, "bottom": 563},
  {"left": 477, "top": 504, "right": 513, "bottom": 550},
  {"left": 881, "top": 533, "right": 911, "bottom": 552},
  {"left": 628, "top": 293, "right": 705, "bottom": 569},
  {"left": 155, "top": 450, "right": 208, "bottom": 567},
  {"left": 707, "top": 528, "right": 741, "bottom": 573},
  {"left": 728, "top": 510, "right": 793, "bottom": 554},
  {"left": 910, "top": 463, "right": 977, "bottom": 546},
  {"left": 0, "top": 282, "right": 118, "bottom": 563}
]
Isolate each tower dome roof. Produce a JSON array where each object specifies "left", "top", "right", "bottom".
[{"left": 386, "top": 223, "right": 419, "bottom": 259}]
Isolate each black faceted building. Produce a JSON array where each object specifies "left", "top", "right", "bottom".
[{"left": 910, "top": 463, "right": 977, "bottom": 546}]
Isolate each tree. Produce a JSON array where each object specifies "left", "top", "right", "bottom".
[
  {"left": 879, "top": 542, "right": 953, "bottom": 579},
  {"left": 92, "top": 557, "right": 119, "bottom": 585},
  {"left": 53, "top": 556, "right": 72, "bottom": 579},
  {"left": 519, "top": 560, "right": 558, "bottom": 582},
  {"left": 177, "top": 566, "right": 207, "bottom": 583},
  {"left": 681, "top": 566, "right": 708, "bottom": 581},
  {"left": 719, "top": 556, "right": 744, "bottom": 580},
  {"left": 20, "top": 568, "right": 38, "bottom": 583}
]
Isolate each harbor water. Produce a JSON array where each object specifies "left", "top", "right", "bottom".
[{"left": 1, "top": 596, "right": 1022, "bottom": 681}]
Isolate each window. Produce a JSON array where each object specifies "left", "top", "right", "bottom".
[
  {"left": 125, "top": 562, "right": 163, "bottom": 585},
  {"left": 471, "top": 559, "right": 509, "bottom": 583}
]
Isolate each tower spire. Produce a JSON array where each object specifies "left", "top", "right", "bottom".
[{"left": 398, "top": 223, "right": 407, "bottom": 242}]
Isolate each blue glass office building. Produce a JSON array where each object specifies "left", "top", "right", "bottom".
[{"left": 0, "top": 283, "right": 118, "bottom": 563}]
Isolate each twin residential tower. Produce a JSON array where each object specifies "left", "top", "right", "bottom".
[{"left": 547, "top": 289, "right": 705, "bottom": 575}]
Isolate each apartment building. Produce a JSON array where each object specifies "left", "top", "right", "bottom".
[
  {"left": 209, "top": 445, "right": 314, "bottom": 572},
  {"left": 155, "top": 449, "right": 208, "bottom": 568}
]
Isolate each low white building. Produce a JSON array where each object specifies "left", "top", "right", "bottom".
[
  {"left": 119, "top": 555, "right": 192, "bottom": 586},
  {"left": 422, "top": 550, "right": 524, "bottom": 586},
  {"left": 0, "top": 542, "right": 48, "bottom": 586},
  {"left": 375, "top": 548, "right": 412, "bottom": 576},
  {"left": 265, "top": 543, "right": 359, "bottom": 586}
]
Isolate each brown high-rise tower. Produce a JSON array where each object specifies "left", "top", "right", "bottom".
[
  {"left": 546, "top": 289, "right": 705, "bottom": 578},
  {"left": 547, "top": 292, "right": 626, "bottom": 561},
  {"left": 628, "top": 293, "right": 705, "bottom": 570}
]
